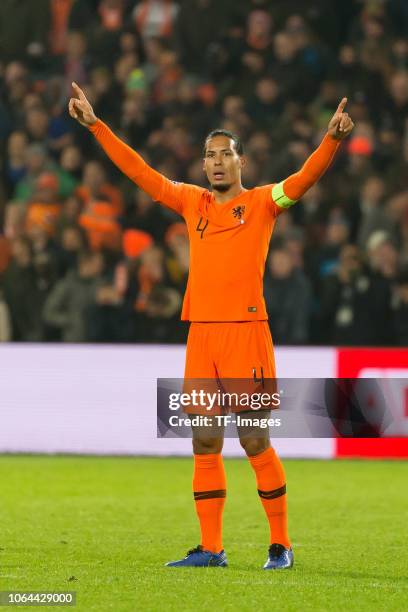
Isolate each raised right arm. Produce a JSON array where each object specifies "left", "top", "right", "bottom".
[
  {"left": 89, "top": 119, "right": 184, "bottom": 213},
  {"left": 68, "top": 82, "right": 185, "bottom": 214}
]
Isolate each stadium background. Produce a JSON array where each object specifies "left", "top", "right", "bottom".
[
  {"left": 0, "top": 3, "right": 407, "bottom": 611},
  {"left": 0, "top": 0, "right": 407, "bottom": 458}
]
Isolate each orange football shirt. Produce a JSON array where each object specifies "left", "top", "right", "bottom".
[
  {"left": 89, "top": 120, "right": 340, "bottom": 322},
  {"left": 154, "top": 181, "right": 279, "bottom": 321}
]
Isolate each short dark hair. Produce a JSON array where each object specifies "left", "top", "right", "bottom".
[{"left": 203, "top": 129, "right": 243, "bottom": 157}]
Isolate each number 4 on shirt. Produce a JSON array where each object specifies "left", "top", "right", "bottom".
[{"left": 196, "top": 217, "right": 208, "bottom": 239}]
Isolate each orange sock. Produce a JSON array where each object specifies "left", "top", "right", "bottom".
[
  {"left": 248, "top": 447, "right": 290, "bottom": 548},
  {"left": 193, "top": 454, "right": 226, "bottom": 554}
]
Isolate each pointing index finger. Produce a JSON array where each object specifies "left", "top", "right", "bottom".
[
  {"left": 72, "top": 81, "right": 86, "bottom": 101},
  {"left": 336, "top": 97, "right": 348, "bottom": 115}
]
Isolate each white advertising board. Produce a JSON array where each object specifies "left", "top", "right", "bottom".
[{"left": 0, "top": 344, "right": 336, "bottom": 457}]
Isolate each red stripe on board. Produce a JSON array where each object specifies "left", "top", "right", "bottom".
[
  {"left": 337, "top": 348, "right": 408, "bottom": 378},
  {"left": 336, "top": 438, "right": 408, "bottom": 458}
]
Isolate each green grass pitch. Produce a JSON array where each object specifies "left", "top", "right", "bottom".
[{"left": 0, "top": 456, "right": 407, "bottom": 611}]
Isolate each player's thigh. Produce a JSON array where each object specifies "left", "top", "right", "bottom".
[{"left": 184, "top": 324, "right": 223, "bottom": 445}]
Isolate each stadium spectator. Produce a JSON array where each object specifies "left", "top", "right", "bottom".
[
  {"left": 366, "top": 231, "right": 399, "bottom": 282},
  {"left": 56, "top": 223, "right": 88, "bottom": 276},
  {"left": 124, "top": 189, "right": 171, "bottom": 243},
  {"left": 0, "top": 0, "right": 50, "bottom": 62},
  {"left": 63, "top": 30, "right": 89, "bottom": 94},
  {"left": 244, "top": 7, "right": 274, "bottom": 60},
  {"left": 264, "top": 247, "right": 312, "bottom": 345},
  {"left": 4, "top": 132, "right": 29, "bottom": 198},
  {"left": 2, "top": 237, "right": 44, "bottom": 341},
  {"left": 174, "top": 0, "right": 231, "bottom": 73},
  {"left": 49, "top": 0, "right": 76, "bottom": 56},
  {"left": 68, "top": 0, "right": 99, "bottom": 31},
  {"left": 133, "top": 0, "right": 179, "bottom": 40},
  {"left": 270, "top": 31, "right": 311, "bottom": 103},
  {"left": 98, "top": 0, "right": 126, "bottom": 32},
  {"left": 13, "top": 143, "right": 76, "bottom": 204},
  {"left": 43, "top": 250, "right": 105, "bottom": 342},
  {"left": 25, "top": 173, "right": 62, "bottom": 239},
  {"left": 318, "top": 244, "right": 392, "bottom": 346},
  {"left": 76, "top": 160, "right": 123, "bottom": 215},
  {"left": 79, "top": 199, "right": 122, "bottom": 251},
  {"left": 354, "top": 176, "right": 387, "bottom": 246},
  {"left": 60, "top": 144, "right": 83, "bottom": 181},
  {"left": 247, "top": 77, "right": 283, "bottom": 132},
  {"left": 164, "top": 221, "right": 189, "bottom": 293},
  {"left": 316, "top": 216, "right": 350, "bottom": 275}
]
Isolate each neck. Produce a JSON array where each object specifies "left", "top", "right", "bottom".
[{"left": 213, "top": 182, "right": 245, "bottom": 204}]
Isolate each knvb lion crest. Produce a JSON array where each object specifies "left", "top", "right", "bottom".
[{"left": 232, "top": 205, "right": 245, "bottom": 219}]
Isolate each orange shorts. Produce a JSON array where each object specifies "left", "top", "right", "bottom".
[{"left": 183, "top": 321, "right": 277, "bottom": 414}]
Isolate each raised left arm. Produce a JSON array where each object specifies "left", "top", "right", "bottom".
[{"left": 272, "top": 98, "right": 354, "bottom": 209}]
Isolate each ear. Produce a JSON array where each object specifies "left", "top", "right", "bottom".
[{"left": 239, "top": 155, "right": 246, "bottom": 169}]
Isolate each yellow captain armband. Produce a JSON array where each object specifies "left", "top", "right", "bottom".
[{"left": 272, "top": 182, "right": 297, "bottom": 209}]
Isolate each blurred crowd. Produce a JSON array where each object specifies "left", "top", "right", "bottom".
[{"left": 1, "top": 0, "right": 408, "bottom": 346}]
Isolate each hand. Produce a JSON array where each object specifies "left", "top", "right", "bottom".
[
  {"left": 68, "top": 82, "right": 97, "bottom": 127},
  {"left": 328, "top": 98, "right": 354, "bottom": 140}
]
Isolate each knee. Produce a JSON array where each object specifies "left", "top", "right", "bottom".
[
  {"left": 240, "top": 437, "right": 270, "bottom": 457},
  {"left": 193, "top": 437, "right": 224, "bottom": 455}
]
